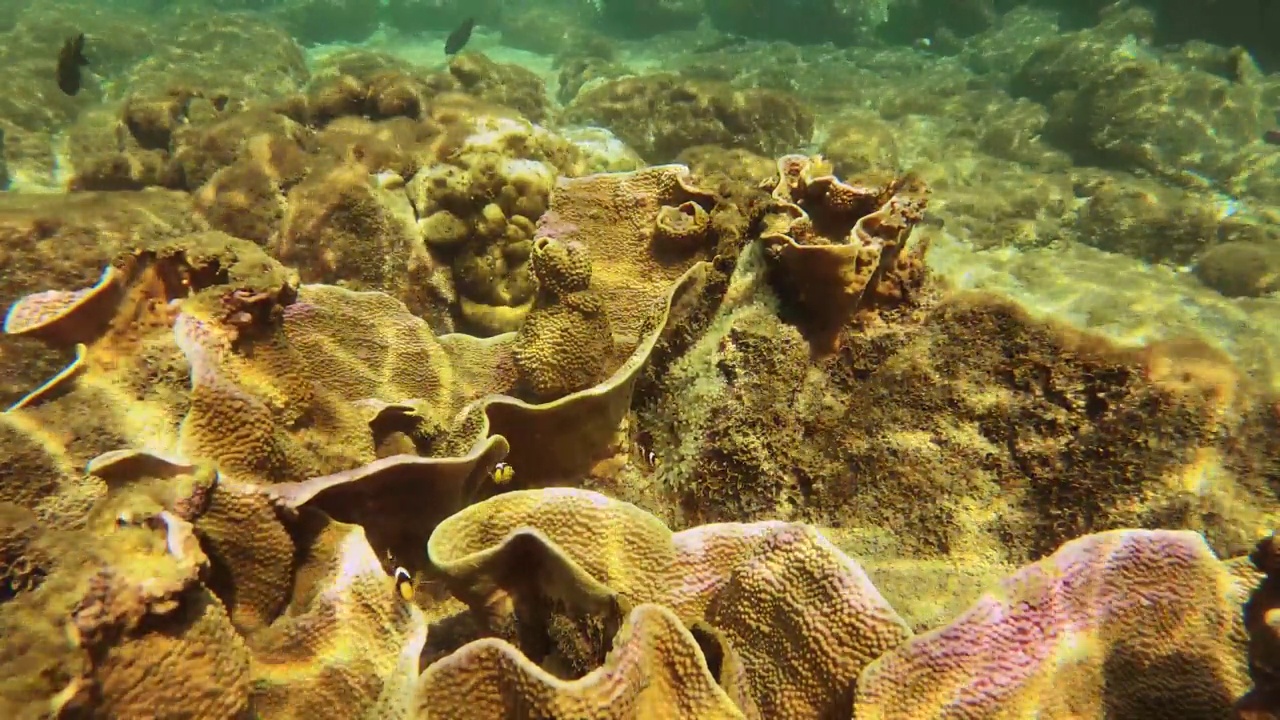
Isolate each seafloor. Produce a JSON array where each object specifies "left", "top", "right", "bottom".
[{"left": 2, "top": 0, "right": 1280, "bottom": 717}]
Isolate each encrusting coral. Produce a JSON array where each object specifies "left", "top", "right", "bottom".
[{"left": 564, "top": 73, "right": 815, "bottom": 163}]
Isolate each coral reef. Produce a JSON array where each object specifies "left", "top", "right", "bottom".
[
  {"left": 1195, "top": 242, "right": 1280, "bottom": 299},
  {"left": 0, "top": 190, "right": 206, "bottom": 406},
  {"left": 1128, "top": 0, "right": 1280, "bottom": 73},
  {"left": 270, "top": 0, "right": 381, "bottom": 45},
  {"left": 513, "top": 238, "right": 614, "bottom": 400},
  {"left": 858, "top": 528, "right": 1253, "bottom": 718},
  {"left": 0, "top": 483, "right": 252, "bottom": 719},
  {"left": 403, "top": 113, "right": 589, "bottom": 335},
  {"left": 384, "top": 0, "right": 500, "bottom": 37},
  {"left": 596, "top": 0, "right": 704, "bottom": 39},
  {"left": 447, "top": 52, "right": 551, "bottom": 124},
  {"left": 758, "top": 154, "right": 930, "bottom": 355},
  {"left": 499, "top": 8, "right": 615, "bottom": 62},
  {"left": 564, "top": 73, "right": 815, "bottom": 163},
  {"left": 2, "top": 3, "right": 1280, "bottom": 714},
  {"left": 122, "top": 13, "right": 309, "bottom": 102},
  {"left": 634, "top": 266, "right": 1280, "bottom": 574},
  {"left": 1240, "top": 533, "right": 1280, "bottom": 718},
  {"left": 1, "top": 150, "right": 1274, "bottom": 718},
  {"left": 1070, "top": 173, "right": 1277, "bottom": 265},
  {"left": 1010, "top": 6, "right": 1277, "bottom": 202}
]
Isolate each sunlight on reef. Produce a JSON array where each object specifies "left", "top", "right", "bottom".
[
  {"left": 928, "top": 230, "right": 1280, "bottom": 390},
  {"left": 1, "top": 0, "right": 1279, "bottom": 717}
]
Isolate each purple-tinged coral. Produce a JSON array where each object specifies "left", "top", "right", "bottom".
[{"left": 856, "top": 529, "right": 1250, "bottom": 719}]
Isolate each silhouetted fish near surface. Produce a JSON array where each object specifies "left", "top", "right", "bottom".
[
  {"left": 445, "top": 18, "right": 474, "bottom": 55},
  {"left": 1264, "top": 129, "right": 1280, "bottom": 146},
  {"left": 56, "top": 33, "right": 89, "bottom": 96}
]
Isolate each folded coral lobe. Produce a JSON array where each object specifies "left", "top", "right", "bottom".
[{"left": 855, "top": 529, "right": 1250, "bottom": 719}]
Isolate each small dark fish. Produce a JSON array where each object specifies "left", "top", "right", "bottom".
[
  {"left": 445, "top": 18, "right": 474, "bottom": 56},
  {"left": 56, "top": 33, "right": 89, "bottom": 96},
  {"left": 1264, "top": 129, "right": 1280, "bottom": 146}
]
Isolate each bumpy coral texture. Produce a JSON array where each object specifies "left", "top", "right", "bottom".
[
  {"left": 0, "top": 497, "right": 251, "bottom": 719},
  {"left": 402, "top": 114, "right": 588, "bottom": 336},
  {"left": 447, "top": 52, "right": 550, "bottom": 123},
  {"left": 513, "top": 238, "right": 614, "bottom": 401},
  {"left": 856, "top": 529, "right": 1252, "bottom": 719},
  {"left": 250, "top": 514, "right": 426, "bottom": 719},
  {"left": 418, "top": 603, "right": 746, "bottom": 719},
  {"left": 271, "top": 163, "right": 431, "bottom": 316},
  {"left": 427, "top": 488, "right": 913, "bottom": 719},
  {"left": 533, "top": 164, "right": 720, "bottom": 353},
  {"left": 0, "top": 503, "right": 48, "bottom": 600},
  {"left": 1013, "top": 20, "right": 1275, "bottom": 203}
]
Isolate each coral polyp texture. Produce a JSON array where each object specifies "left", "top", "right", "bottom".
[
  {"left": 0, "top": 20, "right": 1277, "bottom": 714},
  {"left": 857, "top": 529, "right": 1252, "bottom": 719}
]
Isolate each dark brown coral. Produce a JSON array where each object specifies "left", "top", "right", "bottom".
[
  {"left": 1240, "top": 533, "right": 1280, "bottom": 719},
  {"left": 760, "top": 154, "right": 931, "bottom": 356}
]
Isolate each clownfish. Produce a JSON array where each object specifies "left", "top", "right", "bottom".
[
  {"left": 394, "top": 566, "right": 414, "bottom": 602},
  {"left": 491, "top": 462, "right": 515, "bottom": 485}
]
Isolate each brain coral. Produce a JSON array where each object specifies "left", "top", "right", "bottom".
[
  {"left": 513, "top": 238, "right": 614, "bottom": 401},
  {"left": 418, "top": 603, "right": 746, "bottom": 719},
  {"left": 249, "top": 512, "right": 426, "bottom": 719},
  {"left": 425, "top": 488, "right": 913, "bottom": 719},
  {"left": 857, "top": 529, "right": 1252, "bottom": 719},
  {"left": 0, "top": 237, "right": 706, "bottom": 719},
  {"left": 416, "top": 489, "right": 1256, "bottom": 719}
]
